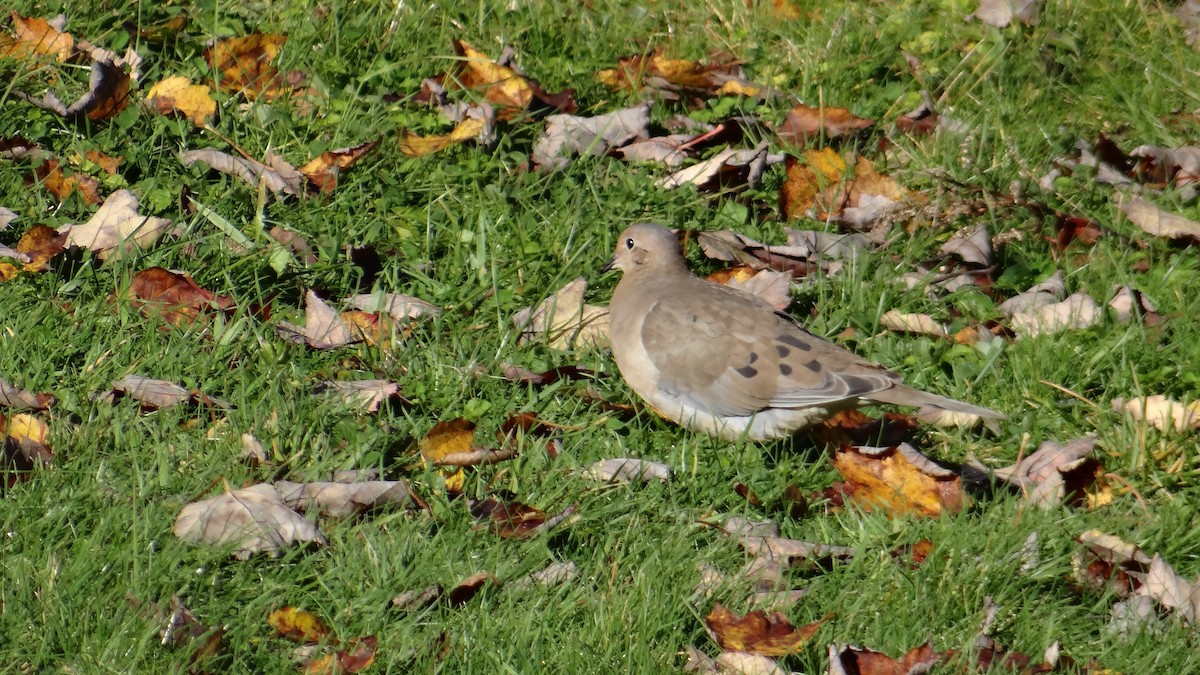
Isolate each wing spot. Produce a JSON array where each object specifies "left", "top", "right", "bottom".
[
  {"left": 778, "top": 333, "right": 812, "bottom": 351},
  {"left": 803, "top": 359, "right": 822, "bottom": 373},
  {"left": 779, "top": 364, "right": 792, "bottom": 376},
  {"left": 735, "top": 365, "right": 758, "bottom": 379},
  {"left": 776, "top": 345, "right": 790, "bottom": 358},
  {"left": 748, "top": 351, "right": 758, "bottom": 363}
]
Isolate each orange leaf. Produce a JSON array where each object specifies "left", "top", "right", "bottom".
[
  {"left": 399, "top": 118, "right": 486, "bottom": 157},
  {"left": 16, "top": 224, "right": 66, "bottom": 272},
  {"left": 32, "top": 159, "right": 102, "bottom": 205},
  {"left": 704, "top": 603, "right": 828, "bottom": 656},
  {"left": 303, "top": 636, "right": 377, "bottom": 674},
  {"left": 299, "top": 140, "right": 380, "bottom": 192},
  {"left": 779, "top": 148, "right": 845, "bottom": 220},
  {"left": 453, "top": 40, "right": 533, "bottom": 113},
  {"left": 267, "top": 607, "right": 334, "bottom": 644},
  {"left": 0, "top": 12, "right": 74, "bottom": 62},
  {"left": 204, "top": 33, "right": 287, "bottom": 100},
  {"left": 832, "top": 445, "right": 965, "bottom": 517},
  {"left": 777, "top": 103, "right": 874, "bottom": 148}
]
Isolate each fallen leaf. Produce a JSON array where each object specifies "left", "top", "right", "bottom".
[
  {"left": 17, "top": 56, "right": 130, "bottom": 121},
  {"left": 469, "top": 497, "right": 577, "bottom": 538},
  {"left": 274, "top": 480, "right": 415, "bottom": 518},
  {"left": 940, "top": 224, "right": 992, "bottom": 268},
  {"left": 173, "top": 483, "right": 327, "bottom": 559},
  {"left": 970, "top": 0, "right": 1042, "bottom": 27},
  {"left": 778, "top": 148, "right": 846, "bottom": 220},
  {"left": 315, "top": 379, "right": 404, "bottom": 413},
  {"left": 435, "top": 40, "right": 575, "bottom": 118},
  {"left": 129, "top": 267, "right": 234, "bottom": 326},
  {"left": 658, "top": 142, "right": 779, "bottom": 192},
  {"left": 512, "top": 277, "right": 610, "bottom": 350},
  {"left": 878, "top": 310, "right": 949, "bottom": 338},
  {"left": 737, "top": 536, "right": 855, "bottom": 562},
  {"left": 1108, "top": 285, "right": 1161, "bottom": 325},
  {"left": 1137, "top": 554, "right": 1199, "bottom": 624},
  {"left": 0, "top": 12, "right": 74, "bottom": 61},
  {"left": 596, "top": 49, "right": 770, "bottom": 103},
  {"left": 1009, "top": 291, "right": 1101, "bottom": 338},
  {"left": 583, "top": 458, "right": 672, "bottom": 483},
  {"left": 705, "top": 603, "right": 827, "bottom": 656},
  {"left": 967, "top": 437, "right": 1105, "bottom": 509},
  {"left": 1130, "top": 144, "right": 1200, "bottom": 193},
  {"left": 1112, "top": 395, "right": 1200, "bottom": 433},
  {"left": 305, "top": 636, "right": 377, "bottom": 674},
  {"left": 509, "top": 561, "right": 578, "bottom": 591},
  {"left": 998, "top": 270, "right": 1065, "bottom": 316},
  {"left": 58, "top": 189, "right": 171, "bottom": 260},
  {"left": 144, "top": 75, "right": 217, "bottom": 126},
  {"left": 299, "top": 140, "right": 379, "bottom": 192},
  {"left": 204, "top": 33, "right": 299, "bottom": 101},
  {"left": 180, "top": 148, "right": 305, "bottom": 199},
  {"left": 0, "top": 377, "right": 54, "bottom": 410},
  {"left": 826, "top": 641, "right": 941, "bottom": 675},
  {"left": 832, "top": 444, "right": 965, "bottom": 517},
  {"left": 157, "top": 596, "right": 225, "bottom": 670},
  {"left": 345, "top": 291, "right": 439, "bottom": 321},
  {"left": 532, "top": 103, "right": 650, "bottom": 170},
  {"left": 446, "top": 571, "right": 499, "bottom": 607},
  {"left": 108, "top": 374, "right": 232, "bottom": 411},
  {"left": 268, "top": 607, "right": 334, "bottom": 644},
  {"left": 14, "top": 224, "right": 67, "bottom": 272},
  {"left": 776, "top": 103, "right": 874, "bottom": 148},
  {"left": 1119, "top": 198, "right": 1200, "bottom": 244},
  {"left": 32, "top": 158, "right": 102, "bottom": 205},
  {"left": 708, "top": 266, "right": 793, "bottom": 311},
  {"left": 276, "top": 291, "right": 361, "bottom": 349},
  {"left": 1073, "top": 530, "right": 1150, "bottom": 597},
  {"left": 1, "top": 412, "right": 53, "bottom": 466}
]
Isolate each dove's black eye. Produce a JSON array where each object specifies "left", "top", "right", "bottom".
[{"left": 625, "top": 237, "right": 635, "bottom": 250}]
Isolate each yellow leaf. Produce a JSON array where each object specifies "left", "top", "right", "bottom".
[
  {"left": 145, "top": 75, "right": 217, "bottom": 126},
  {"left": 399, "top": 118, "right": 486, "bottom": 157},
  {"left": 267, "top": 607, "right": 334, "bottom": 644}
]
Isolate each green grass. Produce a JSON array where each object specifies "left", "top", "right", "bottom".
[{"left": 3, "top": 0, "right": 1200, "bottom": 672}]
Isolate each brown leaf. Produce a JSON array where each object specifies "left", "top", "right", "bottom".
[
  {"left": 778, "top": 148, "right": 846, "bottom": 220},
  {"left": 274, "top": 480, "right": 414, "bottom": 518},
  {"left": 512, "top": 277, "right": 610, "bottom": 350},
  {"left": 173, "top": 483, "right": 327, "bottom": 559},
  {"left": 832, "top": 444, "right": 964, "bottom": 517},
  {"left": 532, "top": 103, "right": 650, "bottom": 170},
  {"left": 498, "top": 363, "right": 595, "bottom": 385},
  {"left": 469, "top": 497, "right": 577, "bottom": 538},
  {"left": 268, "top": 606, "right": 334, "bottom": 644},
  {"left": 777, "top": 103, "right": 874, "bottom": 148},
  {"left": 17, "top": 57, "right": 131, "bottom": 121},
  {"left": 1119, "top": 197, "right": 1200, "bottom": 244},
  {"left": 32, "top": 158, "right": 102, "bottom": 205},
  {"left": 144, "top": 75, "right": 217, "bottom": 126},
  {"left": 596, "top": 49, "right": 770, "bottom": 103},
  {"left": 299, "top": 140, "right": 379, "bottom": 192},
  {"left": 827, "top": 641, "right": 941, "bottom": 675},
  {"left": 1072, "top": 530, "right": 1150, "bottom": 597},
  {"left": 58, "top": 190, "right": 171, "bottom": 260},
  {"left": 969, "top": 437, "right": 1104, "bottom": 509},
  {"left": 878, "top": 310, "right": 949, "bottom": 339},
  {"left": 158, "top": 596, "right": 224, "bottom": 669},
  {"left": 0, "top": 12, "right": 74, "bottom": 62},
  {"left": 315, "top": 379, "right": 404, "bottom": 413},
  {"left": 305, "top": 636, "right": 377, "bottom": 674},
  {"left": 14, "top": 224, "right": 67, "bottom": 272},
  {"left": 0, "top": 377, "right": 54, "bottom": 410},
  {"left": 447, "top": 571, "right": 499, "bottom": 607},
  {"left": 705, "top": 603, "right": 827, "bottom": 656},
  {"left": 180, "top": 148, "right": 305, "bottom": 199},
  {"left": 129, "top": 267, "right": 234, "bottom": 326},
  {"left": 658, "top": 142, "right": 778, "bottom": 192}
]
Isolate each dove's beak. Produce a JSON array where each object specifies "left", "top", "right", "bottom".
[{"left": 600, "top": 257, "right": 617, "bottom": 273}]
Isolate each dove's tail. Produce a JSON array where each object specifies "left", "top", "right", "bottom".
[{"left": 867, "top": 384, "right": 1007, "bottom": 419}]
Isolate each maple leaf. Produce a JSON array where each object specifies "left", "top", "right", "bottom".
[{"left": 704, "top": 603, "right": 828, "bottom": 656}]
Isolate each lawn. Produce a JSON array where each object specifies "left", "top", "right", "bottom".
[{"left": 2, "top": 0, "right": 1200, "bottom": 672}]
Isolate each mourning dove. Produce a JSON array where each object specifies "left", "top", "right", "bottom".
[{"left": 604, "top": 223, "right": 1005, "bottom": 441}]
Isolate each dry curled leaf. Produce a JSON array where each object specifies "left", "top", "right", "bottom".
[
  {"left": 970, "top": 0, "right": 1042, "bottom": 27},
  {"left": 509, "top": 561, "right": 578, "bottom": 591},
  {"left": 58, "top": 190, "right": 170, "bottom": 260},
  {"left": 299, "top": 139, "right": 379, "bottom": 192},
  {"left": 17, "top": 56, "right": 131, "bottom": 121},
  {"left": 583, "top": 458, "right": 672, "bottom": 483},
  {"left": 469, "top": 497, "right": 577, "bottom": 538},
  {"left": 2, "top": 412, "right": 54, "bottom": 486},
  {"left": 1119, "top": 198, "right": 1200, "bottom": 244},
  {"left": 968, "top": 437, "right": 1104, "bottom": 509},
  {"left": 32, "top": 158, "right": 102, "bottom": 205},
  {"left": 345, "top": 291, "right": 439, "bottom": 321},
  {"left": 0, "top": 377, "right": 54, "bottom": 410},
  {"left": 512, "top": 277, "right": 610, "bottom": 350},
  {"left": 1009, "top": 291, "right": 1101, "bottom": 338},
  {"left": 276, "top": 291, "right": 361, "bottom": 349},
  {"left": 705, "top": 603, "right": 828, "bottom": 656},
  {"left": 268, "top": 607, "right": 334, "bottom": 644},
  {"left": 180, "top": 148, "right": 305, "bottom": 199},
  {"left": 173, "top": 483, "right": 327, "bottom": 559},
  {"left": 425, "top": 40, "right": 575, "bottom": 119},
  {"left": 708, "top": 266, "right": 793, "bottom": 311},
  {"left": 878, "top": 310, "right": 948, "bottom": 339},
  {"left": 832, "top": 444, "right": 964, "bottom": 517},
  {"left": 827, "top": 641, "right": 942, "bottom": 675},
  {"left": 659, "top": 142, "right": 779, "bottom": 192},
  {"left": 315, "top": 379, "right": 403, "bottom": 413},
  {"left": 1, "top": 12, "right": 74, "bottom": 62},
  {"left": 596, "top": 49, "right": 770, "bottom": 102},
  {"left": 204, "top": 33, "right": 307, "bottom": 102}
]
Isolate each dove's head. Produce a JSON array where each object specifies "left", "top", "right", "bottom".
[{"left": 603, "top": 223, "right": 686, "bottom": 276}]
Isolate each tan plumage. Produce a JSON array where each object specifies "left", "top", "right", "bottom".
[{"left": 604, "top": 223, "right": 1005, "bottom": 441}]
